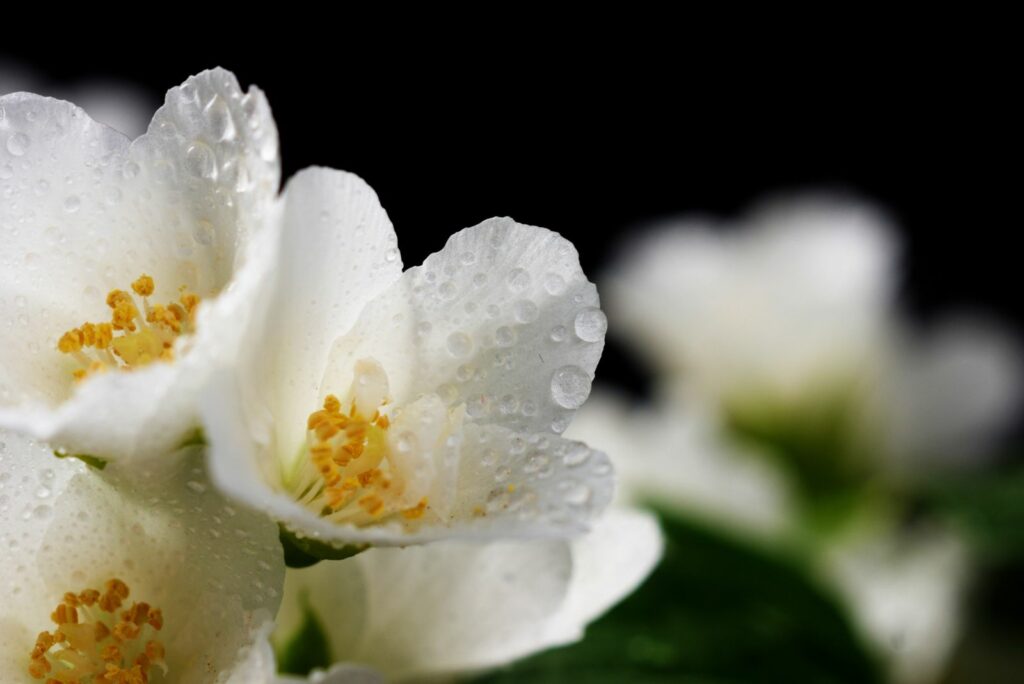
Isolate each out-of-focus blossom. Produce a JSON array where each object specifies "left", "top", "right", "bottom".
[
  {"left": 605, "top": 195, "right": 1020, "bottom": 479},
  {"left": 202, "top": 172, "right": 614, "bottom": 549},
  {"left": 566, "top": 392, "right": 795, "bottom": 540},
  {"left": 0, "top": 428, "right": 285, "bottom": 683},
  {"left": 568, "top": 194, "right": 1020, "bottom": 683},
  {"left": 271, "top": 509, "right": 662, "bottom": 681},
  {"left": 608, "top": 197, "right": 898, "bottom": 413},
  {"left": 820, "top": 523, "right": 969, "bottom": 684},
  {"left": 0, "top": 69, "right": 280, "bottom": 462}
]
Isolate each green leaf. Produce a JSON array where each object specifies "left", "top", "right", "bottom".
[
  {"left": 476, "top": 512, "right": 882, "bottom": 684},
  {"left": 53, "top": 450, "right": 107, "bottom": 471},
  {"left": 280, "top": 526, "right": 368, "bottom": 568},
  {"left": 277, "top": 592, "right": 332, "bottom": 675},
  {"left": 926, "top": 464, "right": 1024, "bottom": 562}
]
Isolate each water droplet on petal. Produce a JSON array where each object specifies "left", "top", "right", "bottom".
[
  {"left": 6, "top": 132, "right": 30, "bottom": 156},
  {"left": 514, "top": 300, "right": 539, "bottom": 323},
  {"left": 550, "top": 365, "right": 592, "bottom": 409},
  {"left": 446, "top": 332, "right": 473, "bottom": 358},
  {"left": 543, "top": 273, "right": 567, "bottom": 295},
  {"left": 507, "top": 268, "right": 530, "bottom": 293},
  {"left": 185, "top": 141, "right": 218, "bottom": 180},
  {"left": 574, "top": 308, "right": 607, "bottom": 343}
]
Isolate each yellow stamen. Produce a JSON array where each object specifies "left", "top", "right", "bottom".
[
  {"left": 27, "top": 579, "right": 166, "bottom": 682},
  {"left": 56, "top": 275, "right": 201, "bottom": 381}
]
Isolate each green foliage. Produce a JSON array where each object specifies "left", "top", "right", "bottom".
[
  {"left": 927, "top": 465, "right": 1024, "bottom": 563},
  {"left": 477, "top": 513, "right": 882, "bottom": 684},
  {"left": 277, "top": 594, "right": 332, "bottom": 675},
  {"left": 280, "top": 525, "right": 368, "bottom": 568}
]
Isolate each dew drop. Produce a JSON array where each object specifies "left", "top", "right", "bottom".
[
  {"left": 507, "top": 268, "right": 530, "bottom": 293},
  {"left": 6, "top": 132, "right": 30, "bottom": 156},
  {"left": 185, "top": 141, "right": 218, "bottom": 180},
  {"left": 563, "top": 444, "right": 591, "bottom": 467},
  {"left": 561, "top": 480, "right": 592, "bottom": 506},
  {"left": 514, "top": 300, "right": 539, "bottom": 323},
  {"left": 543, "top": 273, "right": 567, "bottom": 295},
  {"left": 550, "top": 366, "right": 592, "bottom": 409},
  {"left": 446, "top": 332, "right": 473, "bottom": 358},
  {"left": 495, "top": 326, "right": 515, "bottom": 347},
  {"left": 63, "top": 195, "right": 81, "bottom": 213},
  {"left": 574, "top": 308, "right": 607, "bottom": 342},
  {"left": 550, "top": 325, "right": 568, "bottom": 343}
]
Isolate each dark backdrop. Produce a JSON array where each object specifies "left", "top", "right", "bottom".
[{"left": 3, "top": 40, "right": 1018, "bottom": 397}]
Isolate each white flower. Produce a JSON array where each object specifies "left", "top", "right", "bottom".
[
  {"left": 607, "top": 194, "right": 1020, "bottom": 472},
  {"left": 566, "top": 391, "right": 796, "bottom": 540},
  {"left": 0, "top": 428, "right": 285, "bottom": 683},
  {"left": 201, "top": 169, "right": 614, "bottom": 547},
  {"left": 0, "top": 68, "right": 280, "bottom": 462},
  {"left": 271, "top": 508, "right": 662, "bottom": 681},
  {"left": 608, "top": 195, "right": 898, "bottom": 408},
  {"left": 820, "top": 523, "right": 969, "bottom": 684}
]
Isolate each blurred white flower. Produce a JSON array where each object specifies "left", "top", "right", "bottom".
[
  {"left": 271, "top": 509, "right": 662, "bottom": 681},
  {"left": 607, "top": 194, "right": 1020, "bottom": 473},
  {"left": 566, "top": 391, "right": 796, "bottom": 540},
  {"left": 609, "top": 196, "right": 897, "bottom": 411},
  {"left": 202, "top": 170, "right": 614, "bottom": 547},
  {"left": 0, "top": 68, "right": 280, "bottom": 462},
  {"left": 820, "top": 523, "right": 969, "bottom": 684},
  {"left": 0, "top": 428, "right": 285, "bottom": 683}
]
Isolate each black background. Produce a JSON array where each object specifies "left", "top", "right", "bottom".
[{"left": 2, "top": 35, "right": 1018, "bottom": 398}]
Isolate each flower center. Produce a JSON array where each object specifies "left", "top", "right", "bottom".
[
  {"left": 290, "top": 359, "right": 430, "bottom": 526},
  {"left": 28, "top": 578, "right": 166, "bottom": 683},
  {"left": 57, "top": 275, "right": 200, "bottom": 382}
]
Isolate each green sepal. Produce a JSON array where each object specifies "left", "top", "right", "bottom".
[
  {"left": 276, "top": 593, "right": 332, "bottom": 675},
  {"left": 178, "top": 428, "right": 207, "bottom": 449},
  {"left": 280, "top": 525, "right": 368, "bottom": 568},
  {"left": 53, "top": 450, "right": 107, "bottom": 471}
]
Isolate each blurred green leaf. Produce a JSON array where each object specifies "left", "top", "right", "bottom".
[
  {"left": 476, "top": 512, "right": 882, "bottom": 684},
  {"left": 927, "top": 465, "right": 1024, "bottom": 562}
]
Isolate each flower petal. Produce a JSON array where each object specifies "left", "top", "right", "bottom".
[
  {"left": 276, "top": 537, "right": 572, "bottom": 680},
  {"left": 273, "top": 508, "right": 661, "bottom": 681},
  {"left": 321, "top": 217, "right": 604, "bottom": 436},
  {"left": 607, "top": 196, "right": 896, "bottom": 400},
  {"left": 203, "top": 371, "right": 614, "bottom": 546},
  {"left": 880, "top": 317, "right": 1022, "bottom": 469},
  {"left": 0, "top": 68, "right": 280, "bottom": 460},
  {"left": 0, "top": 428, "right": 285, "bottom": 683},
  {"left": 266, "top": 168, "right": 402, "bottom": 456}
]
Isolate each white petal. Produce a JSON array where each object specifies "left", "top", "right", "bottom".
[
  {"left": 607, "top": 195, "right": 896, "bottom": 403},
  {"left": 566, "top": 390, "right": 797, "bottom": 540},
  {"left": 266, "top": 168, "right": 402, "bottom": 455},
  {"left": 274, "top": 507, "right": 661, "bottom": 681},
  {"left": 822, "top": 525, "right": 968, "bottom": 684},
  {"left": 879, "top": 317, "right": 1022, "bottom": 469},
  {"left": 0, "top": 429, "right": 285, "bottom": 683},
  {"left": 276, "top": 664, "right": 385, "bottom": 684},
  {"left": 204, "top": 369, "right": 614, "bottom": 545},
  {"left": 321, "top": 217, "right": 604, "bottom": 436},
  {"left": 277, "top": 538, "right": 572, "bottom": 680},
  {"left": 0, "top": 68, "right": 281, "bottom": 460},
  {"left": 546, "top": 508, "right": 663, "bottom": 640}
]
